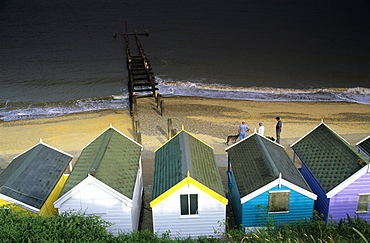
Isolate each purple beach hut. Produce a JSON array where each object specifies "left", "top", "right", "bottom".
[{"left": 291, "top": 122, "right": 370, "bottom": 223}]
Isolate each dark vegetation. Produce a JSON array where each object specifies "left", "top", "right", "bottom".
[{"left": 0, "top": 206, "right": 369, "bottom": 243}]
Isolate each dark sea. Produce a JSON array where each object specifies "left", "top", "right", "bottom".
[{"left": 1, "top": 0, "right": 369, "bottom": 121}]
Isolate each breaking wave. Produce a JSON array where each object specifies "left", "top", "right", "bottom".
[
  {"left": 0, "top": 78, "right": 368, "bottom": 122},
  {"left": 0, "top": 95, "right": 130, "bottom": 122},
  {"left": 156, "top": 78, "right": 370, "bottom": 104}
]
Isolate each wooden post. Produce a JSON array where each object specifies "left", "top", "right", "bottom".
[
  {"left": 156, "top": 93, "right": 161, "bottom": 108},
  {"left": 129, "top": 95, "right": 133, "bottom": 117},
  {"left": 135, "top": 120, "right": 140, "bottom": 136},
  {"left": 160, "top": 100, "right": 165, "bottom": 116},
  {"left": 133, "top": 96, "right": 138, "bottom": 117},
  {"left": 167, "top": 118, "right": 172, "bottom": 140},
  {"left": 131, "top": 116, "right": 135, "bottom": 135},
  {"left": 136, "top": 132, "right": 142, "bottom": 144}
]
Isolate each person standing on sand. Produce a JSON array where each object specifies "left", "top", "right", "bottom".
[
  {"left": 257, "top": 122, "right": 265, "bottom": 136},
  {"left": 238, "top": 120, "right": 250, "bottom": 141},
  {"left": 275, "top": 117, "right": 282, "bottom": 144}
]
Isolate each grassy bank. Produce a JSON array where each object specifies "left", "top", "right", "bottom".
[{"left": 1, "top": 206, "right": 369, "bottom": 242}]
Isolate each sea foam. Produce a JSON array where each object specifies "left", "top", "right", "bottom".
[
  {"left": 1, "top": 79, "right": 369, "bottom": 122},
  {"left": 156, "top": 78, "right": 370, "bottom": 104}
]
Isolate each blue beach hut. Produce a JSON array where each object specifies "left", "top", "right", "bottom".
[{"left": 226, "top": 133, "right": 316, "bottom": 230}]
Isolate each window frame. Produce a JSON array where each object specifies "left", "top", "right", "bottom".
[
  {"left": 268, "top": 190, "right": 290, "bottom": 214},
  {"left": 180, "top": 194, "right": 199, "bottom": 217},
  {"left": 356, "top": 194, "right": 370, "bottom": 213}
]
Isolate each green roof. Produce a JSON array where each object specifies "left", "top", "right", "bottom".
[
  {"left": 291, "top": 123, "right": 366, "bottom": 193},
  {"left": 0, "top": 143, "right": 72, "bottom": 209},
  {"left": 60, "top": 127, "right": 142, "bottom": 199},
  {"left": 152, "top": 130, "right": 224, "bottom": 200},
  {"left": 226, "top": 133, "right": 312, "bottom": 197}
]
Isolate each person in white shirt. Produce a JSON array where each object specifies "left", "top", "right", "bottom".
[{"left": 257, "top": 122, "right": 265, "bottom": 136}]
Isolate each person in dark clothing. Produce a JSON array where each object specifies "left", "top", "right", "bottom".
[{"left": 275, "top": 117, "right": 282, "bottom": 144}]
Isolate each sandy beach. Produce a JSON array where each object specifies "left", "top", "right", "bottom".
[
  {"left": 1, "top": 96, "right": 369, "bottom": 170},
  {"left": 1, "top": 96, "right": 369, "bottom": 231}
]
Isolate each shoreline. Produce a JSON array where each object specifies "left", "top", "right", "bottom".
[
  {"left": 1, "top": 97, "right": 369, "bottom": 169},
  {"left": 1, "top": 87, "right": 369, "bottom": 122}
]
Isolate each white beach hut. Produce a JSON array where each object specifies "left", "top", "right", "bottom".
[
  {"left": 150, "top": 128, "right": 228, "bottom": 239},
  {"left": 54, "top": 126, "right": 143, "bottom": 235}
]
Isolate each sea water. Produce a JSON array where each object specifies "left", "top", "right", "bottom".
[{"left": 1, "top": 0, "right": 369, "bottom": 121}]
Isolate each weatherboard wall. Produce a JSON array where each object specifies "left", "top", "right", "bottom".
[
  {"left": 328, "top": 172, "right": 370, "bottom": 222},
  {"left": 39, "top": 174, "right": 69, "bottom": 216},
  {"left": 56, "top": 177, "right": 141, "bottom": 236},
  {"left": 300, "top": 163, "right": 330, "bottom": 221},
  {"left": 300, "top": 163, "right": 370, "bottom": 223},
  {"left": 130, "top": 167, "right": 144, "bottom": 232},
  {"left": 0, "top": 199, "right": 29, "bottom": 212},
  {"left": 240, "top": 185, "right": 315, "bottom": 228},
  {"left": 152, "top": 183, "right": 226, "bottom": 239},
  {"left": 227, "top": 171, "right": 243, "bottom": 227}
]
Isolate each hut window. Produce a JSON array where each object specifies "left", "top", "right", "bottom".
[
  {"left": 356, "top": 194, "right": 370, "bottom": 213},
  {"left": 180, "top": 194, "right": 198, "bottom": 215},
  {"left": 268, "top": 191, "right": 290, "bottom": 213}
]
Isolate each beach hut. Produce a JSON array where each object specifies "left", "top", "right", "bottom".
[
  {"left": 53, "top": 126, "right": 143, "bottom": 235},
  {"left": 226, "top": 132, "right": 316, "bottom": 230},
  {"left": 0, "top": 140, "right": 73, "bottom": 215},
  {"left": 356, "top": 135, "right": 370, "bottom": 161},
  {"left": 291, "top": 122, "right": 370, "bottom": 223},
  {"left": 150, "top": 128, "right": 228, "bottom": 239}
]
